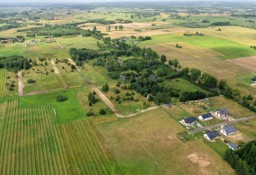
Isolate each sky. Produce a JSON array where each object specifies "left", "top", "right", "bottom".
[{"left": 1, "top": 0, "right": 250, "bottom": 3}]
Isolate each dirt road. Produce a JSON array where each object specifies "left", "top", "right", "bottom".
[
  {"left": 51, "top": 60, "right": 67, "bottom": 88},
  {"left": 18, "top": 71, "right": 24, "bottom": 96},
  {"left": 68, "top": 58, "right": 81, "bottom": 72}
]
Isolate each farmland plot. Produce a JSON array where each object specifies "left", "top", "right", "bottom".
[{"left": 0, "top": 99, "right": 115, "bottom": 175}]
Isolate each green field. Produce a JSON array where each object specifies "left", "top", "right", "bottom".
[
  {"left": 19, "top": 89, "right": 85, "bottom": 124},
  {"left": 0, "top": 99, "right": 116, "bottom": 174},
  {"left": 23, "top": 42, "right": 69, "bottom": 59},
  {"left": 0, "top": 43, "right": 23, "bottom": 57},
  {"left": 0, "top": 69, "right": 6, "bottom": 97},
  {"left": 140, "top": 34, "right": 256, "bottom": 59},
  {"left": 160, "top": 78, "right": 209, "bottom": 94},
  {"left": 56, "top": 36, "right": 99, "bottom": 51}
]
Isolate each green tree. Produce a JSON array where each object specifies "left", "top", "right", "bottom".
[{"left": 102, "top": 83, "right": 109, "bottom": 92}]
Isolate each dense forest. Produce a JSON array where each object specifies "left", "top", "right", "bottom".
[
  {"left": 224, "top": 140, "right": 256, "bottom": 175},
  {"left": 0, "top": 56, "right": 33, "bottom": 71}
]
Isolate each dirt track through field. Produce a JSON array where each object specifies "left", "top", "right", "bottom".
[
  {"left": 18, "top": 71, "right": 24, "bottom": 96},
  {"left": 51, "top": 60, "right": 67, "bottom": 88},
  {"left": 68, "top": 58, "right": 81, "bottom": 72},
  {"left": 228, "top": 56, "right": 256, "bottom": 72}
]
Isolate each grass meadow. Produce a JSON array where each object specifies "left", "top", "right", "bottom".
[{"left": 97, "top": 108, "right": 234, "bottom": 175}]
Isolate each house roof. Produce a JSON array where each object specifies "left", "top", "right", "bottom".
[
  {"left": 184, "top": 117, "right": 197, "bottom": 124},
  {"left": 252, "top": 77, "right": 256, "bottom": 81},
  {"left": 201, "top": 113, "right": 213, "bottom": 119},
  {"left": 228, "top": 142, "right": 238, "bottom": 150},
  {"left": 216, "top": 109, "right": 229, "bottom": 115},
  {"left": 205, "top": 131, "right": 220, "bottom": 140},
  {"left": 222, "top": 125, "right": 236, "bottom": 135}
]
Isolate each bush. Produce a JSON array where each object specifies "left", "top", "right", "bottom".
[
  {"left": 27, "top": 79, "right": 37, "bottom": 84},
  {"left": 87, "top": 110, "right": 95, "bottom": 117},
  {"left": 56, "top": 95, "right": 68, "bottom": 102},
  {"left": 99, "top": 109, "right": 107, "bottom": 115}
]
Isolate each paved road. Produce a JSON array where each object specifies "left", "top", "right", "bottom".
[{"left": 191, "top": 116, "right": 256, "bottom": 133}]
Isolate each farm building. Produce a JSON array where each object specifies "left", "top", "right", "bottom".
[
  {"left": 220, "top": 125, "right": 237, "bottom": 136},
  {"left": 228, "top": 142, "right": 239, "bottom": 150},
  {"left": 180, "top": 117, "right": 197, "bottom": 126},
  {"left": 204, "top": 131, "right": 220, "bottom": 141},
  {"left": 199, "top": 113, "right": 213, "bottom": 121},
  {"left": 1, "top": 39, "right": 13, "bottom": 44},
  {"left": 214, "top": 109, "right": 230, "bottom": 119}
]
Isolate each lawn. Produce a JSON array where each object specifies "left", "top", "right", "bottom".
[
  {"left": 23, "top": 42, "right": 69, "bottom": 59},
  {"left": 96, "top": 108, "right": 234, "bottom": 175},
  {"left": 19, "top": 89, "right": 86, "bottom": 124},
  {"left": 139, "top": 34, "right": 256, "bottom": 59},
  {"left": 0, "top": 43, "right": 23, "bottom": 57},
  {"left": 56, "top": 36, "right": 99, "bottom": 51},
  {"left": 160, "top": 78, "right": 209, "bottom": 94},
  {"left": 82, "top": 63, "right": 116, "bottom": 87}
]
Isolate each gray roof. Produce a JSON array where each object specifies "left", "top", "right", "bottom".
[
  {"left": 205, "top": 131, "right": 220, "bottom": 140},
  {"left": 222, "top": 126, "right": 236, "bottom": 135},
  {"left": 201, "top": 113, "right": 213, "bottom": 119},
  {"left": 184, "top": 117, "right": 197, "bottom": 124},
  {"left": 228, "top": 142, "right": 238, "bottom": 150},
  {"left": 216, "top": 109, "right": 229, "bottom": 115}
]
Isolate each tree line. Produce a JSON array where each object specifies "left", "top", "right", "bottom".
[{"left": 224, "top": 140, "right": 256, "bottom": 175}]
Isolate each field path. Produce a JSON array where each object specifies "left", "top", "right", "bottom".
[
  {"left": 18, "top": 71, "right": 24, "bottom": 96},
  {"left": 51, "top": 60, "right": 67, "bottom": 88},
  {"left": 90, "top": 85, "right": 123, "bottom": 117},
  {"left": 56, "top": 40, "right": 64, "bottom": 49},
  {"left": 68, "top": 58, "right": 81, "bottom": 72},
  {"left": 191, "top": 115, "right": 256, "bottom": 133},
  {"left": 120, "top": 106, "right": 161, "bottom": 118}
]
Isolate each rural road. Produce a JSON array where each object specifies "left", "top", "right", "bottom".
[
  {"left": 18, "top": 71, "right": 24, "bottom": 96},
  {"left": 191, "top": 116, "right": 256, "bottom": 133}
]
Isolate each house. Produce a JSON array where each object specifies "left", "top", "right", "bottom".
[
  {"left": 180, "top": 117, "right": 197, "bottom": 126},
  {"left": 220, "top": 125, "right": 237, "bottom": 136},
  {"left": 252, "top": 76, "right": 256, "bottom": 82},
  {"left": 215, "top": 109, "right": 229, "bottom": 119},
  {"left": 204, "top": 131, "right": 220, "bottom": 141},
  {"left": 228, "top": 142, "right": 238, "bottom": 150},
  {"left": 199, "top": 113, "right": 213, "bottom": 121}
]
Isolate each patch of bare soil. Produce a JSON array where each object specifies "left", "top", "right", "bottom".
[
  {"left": 188, "top": 153, "right": 211, "bottom": 173},
  {"left": 228, "top": 131, "right": 250, "bottom": 143}
]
